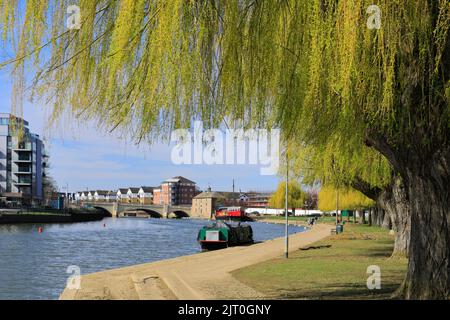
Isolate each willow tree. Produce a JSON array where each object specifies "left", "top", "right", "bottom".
[
  {"left": 290, "top": 136, "right": 411, "bottom": 257},
  {"left": 318, "top": 185, "right": 374, "bottom": 212},
  {"left": 1, "top": 0, "right": 449, "bottom": 299},
  {"left": 268, "top": 181, "right": 307, "bottom": 212}
]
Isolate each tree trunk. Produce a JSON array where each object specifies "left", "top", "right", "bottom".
[
  {"left": 375, "top": 208, "right": 381, "bottom": 226},
  {"left": 377, "top": 177, "right": 410, "bottom": 257},
  {"left": 381, "top": 209, "right": 391, "bottom": 229},
  {"left": 371, "top": 206, "right": 384, "bottom": 226},
  {"left": 400, "top": 169, "right": 450, "bottom": 299},
  {"left": 368, "top": 208, "right": 372, "bottom": 226},
  {"left": 352, "top": 175, "right": 410, "bottom": 255},
  {"left": 366, "top": 135, "right": 450, "bottom": 299},
  {"left": 370, "top": 208, "right": 376, "bottom": 225}
]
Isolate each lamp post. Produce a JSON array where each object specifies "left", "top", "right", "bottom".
[
  {"left": 335, "top": 189, "right": 339, "bottom": 225},
  {"left": 285, "top": 149, "right": 289, "bottom": 259}
]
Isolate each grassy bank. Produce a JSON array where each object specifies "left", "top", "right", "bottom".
[
  {"left": 261, "top": 215, "right": 353, "bottom": 224},
  {"left": 232, "top": 221, "right": 407, "bottom": 299},
  {"left": 0, "top": 208, "right": 105, "bottom": 224}
]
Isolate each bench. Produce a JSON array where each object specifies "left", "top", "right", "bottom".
[{"left": 331, "top": 228, "right": 337, "bottom": 235}]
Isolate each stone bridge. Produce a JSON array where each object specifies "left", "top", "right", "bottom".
[{"left": 82, "top": 202, "right": 191, "bottom": 218}]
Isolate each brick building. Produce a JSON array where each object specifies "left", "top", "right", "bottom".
[
  {"left": 191, "top": 189, "right": 241, "bottom": 219},
  {"left": 153, "top": 176, "right": 198, "bottom": 206}
]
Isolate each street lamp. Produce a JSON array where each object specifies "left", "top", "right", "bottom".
[
  {"left": 335, "top": 189, "right": 339, "bottom": 225},
  {"left": 284, "top": 148, "right": 289, "bottom": 259}
]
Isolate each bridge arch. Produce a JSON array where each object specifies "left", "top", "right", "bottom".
[
  {"left": 167, "top": 210, "right": 190, "bottom": 219},
  {"left": 135, "top": 209, "right": 163, "bottom": 218},
  {"left": 92, "top": 206, "right": 113, "bottom": 217}
]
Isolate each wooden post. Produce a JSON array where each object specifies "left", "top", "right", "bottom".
[{"left": 335, "top": 189, "right": 339, "bottom": 225}]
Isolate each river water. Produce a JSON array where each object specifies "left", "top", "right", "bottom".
[{"left": 0, "top": 217, "right": 306, "bottom": 300}]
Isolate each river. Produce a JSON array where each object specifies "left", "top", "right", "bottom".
[{"left": 0, "top": 217, "right": 306, "bottom": 300}]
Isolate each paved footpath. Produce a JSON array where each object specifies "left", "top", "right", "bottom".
[{"left": 60, "top": 223, "right": 332, "bottom": 300}]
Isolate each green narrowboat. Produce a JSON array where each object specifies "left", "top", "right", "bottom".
[{"left": 197, "top": 221, "right": 254, "bottom": 250}]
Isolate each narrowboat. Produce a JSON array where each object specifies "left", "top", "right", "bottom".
[
  {"left": 197, "top": 221, "right": 254, "bottom": 251},
  {"left": 215, "top": 206, "right": 253, "bottom": 222}
]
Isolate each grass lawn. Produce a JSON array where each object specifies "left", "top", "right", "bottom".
[
  {"left": 232, "top": 222, "right": 407, "bottom": 299},
  {"left": 1, "top": 211, "right": 68, "bottom": 216},
  {"left": 261, "top": 215, "right": 353, "bottom": 224}
]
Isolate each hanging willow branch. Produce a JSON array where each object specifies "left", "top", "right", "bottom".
[{"left": 0, "top": 0, "right": 448, "bottom": 171}]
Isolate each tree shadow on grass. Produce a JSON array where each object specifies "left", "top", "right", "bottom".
[
  {"left": 274, "top": 282, "right": 402, "bottom": 300},
  {"left": 360, "top": 247, "right": 393, "bottom": 258}
]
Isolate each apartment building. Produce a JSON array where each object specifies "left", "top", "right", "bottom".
[
  {"left": 154, "top": 176, "right": 198, "bottom": 206},
  {"left": 94, "top": 190, "right": 109, "bottom": 202},
  {"left": 138, "top": 187, "right": 154, "bottom": 204},
  {"left": 116, "top": 188, "right": 129, "bottom": 203},
  {"left": 0, "top": 113, "right": 44, "bottom": 206},
  {"left": 126, "top": 187, "right": 140, "bottom": 203},
  {"left": 244, "top": 191, "right": 272, "bottom": 207},
  {"left": 106, "top": 190, "right": 116, "bottom": 202},
  {"left": 75, "top": 191, "right": 87, "bottom": 202},
  {"left": 153, "top": 187, "right": 162, "bottom": 205}
]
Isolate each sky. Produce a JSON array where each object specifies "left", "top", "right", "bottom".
[{"left": 0, "top": 69, "right": 280, "bottom": 193}]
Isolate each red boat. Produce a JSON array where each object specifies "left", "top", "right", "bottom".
[{"left": 215, "top": 207, "right": 253, "bottom": 221}]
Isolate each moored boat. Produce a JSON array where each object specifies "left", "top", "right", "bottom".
[
  {"left": 197, "top": 221, "right": 254, "bottom": 250},
  {"left": 215, "top": 206, "right": 253, "bottom": 222}
]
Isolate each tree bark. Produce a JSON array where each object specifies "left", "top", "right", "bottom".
[
  {"left": 381, "top": 209, "right": 391, "bottom": 229},
  {"left": 377, "top": 177, "right": 410, "bottom": 257},
  {"left": 351, "top": 176, "right": 410, "bottom": 255},
  {"left": 366, "top": 134, "right": 450, "bottom": 299},
  {"left": 400, "top": 167, "right": 450, "bottom": 299},
  {"left": 371, "top": 206, "right": 384, "bottom": 227}
]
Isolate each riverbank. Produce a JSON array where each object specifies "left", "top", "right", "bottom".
[
  {"left": 232, "top": 221, "right": 408, "bottom": 299},
  {"left": 257, "top": 216, "right": 308, "bottom": 227},
  {"left": 0, "top": 209, "right": 104, "bottom": 224},
  {"left": 60, "top": 223, "right": 331, "bottom": 299}
]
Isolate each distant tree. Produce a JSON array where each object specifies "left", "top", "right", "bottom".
[
  {"left": 318, "top": 186, "right": 374, "bottom": 212},
  {"left": 42, "top": 174, "right": 58, "bottom": 206},
  {"left": 269, "top": 181, "right": 307, "bottom": 214}
]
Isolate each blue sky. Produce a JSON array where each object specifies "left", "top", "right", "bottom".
[{"left": 0, "top": 68, "right": 280, "bottom": 193}]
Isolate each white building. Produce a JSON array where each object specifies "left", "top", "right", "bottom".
[
  {"left": 106, "top": 190, "right": 116, "bottom": 202},
  {"left": 87, "top": 191, "right": 95, "bottom": 201},
  {"left": 94, "top": 190, "right": 109, "bottom": 202},
  {"left": 117, "top": 188, "right": 128, "bottom": 203},
  {"left": 126, "top": 187, "right": 140, "bottom": 203},
  {"left": 0, "top": 113, "right": 45, "bottom": 206},
  {"left": 138, "top": 186, "right": 154, "bottom": 204}
]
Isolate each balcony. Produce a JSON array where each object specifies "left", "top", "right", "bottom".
[
  {"left": 13, "top": 169, "right": 32, "bottom": 175},
  {"left": 14, "top": 181, "right": 31, "bottom": 186},
  {"left": 13, "top": 155, "right": 32, "bottom": 163},
  {"left": 12, "top": 142, "right": 32, "bottom": 152}
]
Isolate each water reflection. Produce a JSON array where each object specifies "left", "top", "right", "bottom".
[{"left": 0, "top": 217, "right": 305, "bottom": 299}]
